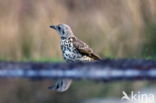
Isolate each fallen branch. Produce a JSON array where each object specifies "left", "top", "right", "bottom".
[{"left": 0, "top": 59, "right": 155, "bottom": 81}]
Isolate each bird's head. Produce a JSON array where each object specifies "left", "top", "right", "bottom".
[{"left": 50, "top": 24, "right": 74, "bottom": 39}]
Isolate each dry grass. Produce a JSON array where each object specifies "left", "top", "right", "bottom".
[{"left": 0, "top": 0, "right": 156, "bottom": 60}]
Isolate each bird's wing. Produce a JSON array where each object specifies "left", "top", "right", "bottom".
[{"left": 70, "top": 36, "right": 101, "bottom": 60}]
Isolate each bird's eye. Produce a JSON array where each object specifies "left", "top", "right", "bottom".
[
  {"left": 62, "top": 30, "right": 65, "bottom": 34},
  {"left": 58, "top": 26, "right": 61, "bottom": 31}
]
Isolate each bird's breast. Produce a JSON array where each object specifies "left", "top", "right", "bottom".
[
  {"left": 60, "top": 39, "right": 93, "bottom": 62},
  {"left": 60, "top": 40, "right": 82, "bottom": 62}
]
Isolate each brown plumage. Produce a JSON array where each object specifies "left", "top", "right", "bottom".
[{"left": 71, "top": 36, "right": 101, "bottom": 60}]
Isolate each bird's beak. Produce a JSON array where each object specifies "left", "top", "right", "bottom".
[{"left": 50, "top": 25, "right": 57, "bottom": 30}]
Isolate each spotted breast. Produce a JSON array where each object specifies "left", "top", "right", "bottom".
[{"left": 60, "top": 37, "right": 92, "bottom": 62}]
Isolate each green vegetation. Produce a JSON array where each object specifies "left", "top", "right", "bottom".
[{"left": 20, "top": 58, "right": 63, "bottom": 62}]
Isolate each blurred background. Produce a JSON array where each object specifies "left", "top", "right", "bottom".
[{"left": 0, "top": 0, "right": 156, "bottom": 103}]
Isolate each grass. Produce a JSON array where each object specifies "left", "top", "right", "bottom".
[
  {"left": 20, "top": 58, "right": 63, "bottom": 62},
  {"left": 0, "top": 0, "right": 156, "bottom": 60},
  {"left": 0, "top": 57, "right": 63, "bottom": 63}
]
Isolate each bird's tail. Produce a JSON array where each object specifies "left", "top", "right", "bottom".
[{"left": 48, "top": 79, "right": 72, "bottom": 92}]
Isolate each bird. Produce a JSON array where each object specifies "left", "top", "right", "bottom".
[{"left": 49, "top": 24, "right": 101, "bottom": 92}]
